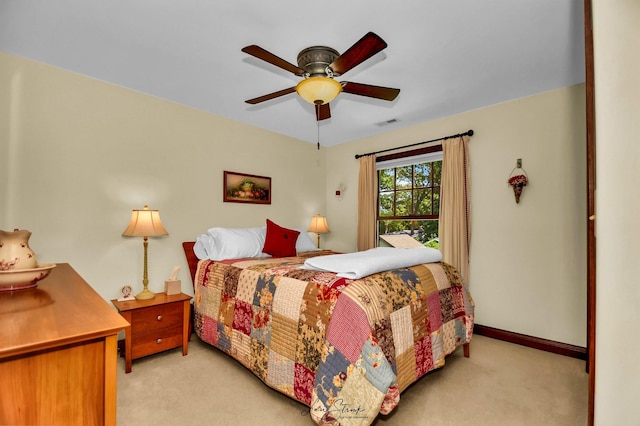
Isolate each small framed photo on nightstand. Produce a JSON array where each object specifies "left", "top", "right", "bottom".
[{"left": 117, "top": 285, "right": 135, "bottom": 301}]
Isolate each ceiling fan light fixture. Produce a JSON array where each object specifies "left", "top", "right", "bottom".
[{"left": 296, "top": 77, "right": 342, "bottom": 105}]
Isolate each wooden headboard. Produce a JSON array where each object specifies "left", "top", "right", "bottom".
[{"left": 182, "top": 241, "right": 198, "bottom": 286}]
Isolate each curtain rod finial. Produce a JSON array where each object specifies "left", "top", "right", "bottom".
[{"left": 467, "top": 130, "right": 474, "bottom": 136}]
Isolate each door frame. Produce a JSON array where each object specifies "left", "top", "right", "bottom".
[{"left": 584, "top": 0, "right": 596, "bottom": 424}]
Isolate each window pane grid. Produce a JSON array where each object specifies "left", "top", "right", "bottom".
[
  {"left": 377, "top": 156, "right": 441, "bottom": 248},
  {"left": 378, "top": 162, "right": 440, "bottom": 220}
]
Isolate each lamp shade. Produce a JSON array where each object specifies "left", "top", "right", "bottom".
[
  {"left": 296, "top": 77, "right": 342, "bottom": 105},
  {"left": 122, "top": 206, "right": 168, "bottom": 237},
  {"left": 308, "top": 214, "right": 330, "bottom": 234}
]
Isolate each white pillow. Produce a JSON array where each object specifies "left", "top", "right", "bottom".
[
  {"left": 195, "top": 226, "right": 270, "bottom": 260},
  {"left": 194, "top": 225, "right": 320, "bottom": 260},
  {"left": 295, "top": 228, "right": 320, "bottom": 252},
  {"left": 193, "top": 233, "right": 213, "bottom": 259}
]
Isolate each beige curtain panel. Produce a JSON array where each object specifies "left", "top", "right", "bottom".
[
  {"left": 439, "top": 135, "right": 471, "bottom": 285},
  {"left": 357, "top": 155, "right": 378, "bottom": 251}
]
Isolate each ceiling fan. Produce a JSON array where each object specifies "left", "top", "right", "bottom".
[{"left": 241, "top": 32, "right": 400, "bottom": 121}]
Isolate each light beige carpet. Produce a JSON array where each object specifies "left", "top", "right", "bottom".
[{"left": 116, "top": 335, "right": 588, "bottom": 425}]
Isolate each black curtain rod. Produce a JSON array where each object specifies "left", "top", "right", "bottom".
[{"left": 354, "top": 129, "right": 474, "bottom": 159}]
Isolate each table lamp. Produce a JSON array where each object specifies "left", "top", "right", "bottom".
[
  {"left": 308, "top": 214, "right": 330, "bottom": 249},
  {"left": 122, "top": 205, "right": 168, "bottom": 300}
]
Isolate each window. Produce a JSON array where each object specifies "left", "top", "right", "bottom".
[{"left": 377, "top": 146, "right": 442, "bottom": 248}]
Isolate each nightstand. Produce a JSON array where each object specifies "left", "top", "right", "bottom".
[{"left": 112, "top": 292, "right": 192, "bottom": 373}]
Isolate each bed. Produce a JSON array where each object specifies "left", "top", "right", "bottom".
[{"left": 182, "top": 222, "right": 474, "bottom": 425}]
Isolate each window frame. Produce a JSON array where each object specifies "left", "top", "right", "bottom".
[{"left": 376, "top": 145, "right": 443, "bottom": 222}]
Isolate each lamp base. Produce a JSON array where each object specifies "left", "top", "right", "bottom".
[{"left": 135, "top": 288, "right": 156, "bottom": 300}]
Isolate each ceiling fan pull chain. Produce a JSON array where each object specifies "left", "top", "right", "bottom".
[{"left": 317, "top": 116, "right": 320, "bottom": 150}]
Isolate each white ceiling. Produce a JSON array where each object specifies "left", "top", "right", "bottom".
[{"left": 0, "top": 1, "right": 585, "bottom": 147}]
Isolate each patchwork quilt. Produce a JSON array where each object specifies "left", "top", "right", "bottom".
[{"left": 193, "top": 251, "right": 474, "bottom": 425}]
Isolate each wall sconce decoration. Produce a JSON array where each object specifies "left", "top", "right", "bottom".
[{"left": 508, "top": 158, "right": 528, "bottom": 204}]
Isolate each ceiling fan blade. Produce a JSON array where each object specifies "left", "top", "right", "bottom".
[
  {"left": 242, "top": 45, "right": 305, "bottom": 76},
  {"left": 315, "top": 103, "right": 331, "bottom": 121},
  {"left": 341, "top": 82, "right": 400, "bottom": 101},
  {"left": 329, "top": 32, "right": 388, "bottom": 76},
  {"left": 245, "top": 87, "right": 296, "bottom": 104}
]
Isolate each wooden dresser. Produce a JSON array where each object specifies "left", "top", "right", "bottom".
[{"left": 0, "top": 263, "right": 129, "bottom": 425}]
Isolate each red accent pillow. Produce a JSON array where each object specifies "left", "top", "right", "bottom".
[{"left": 262, "top": 219, "right": 300, "bottom": 257}]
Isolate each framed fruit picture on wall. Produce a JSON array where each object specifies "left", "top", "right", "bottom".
[{"left": 223, "top": 171, "right": 271, "bottom": 205}]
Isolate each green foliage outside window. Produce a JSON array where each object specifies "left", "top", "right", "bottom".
[{"left": 378, "top": 159, "right": 442, "bottom": 249}]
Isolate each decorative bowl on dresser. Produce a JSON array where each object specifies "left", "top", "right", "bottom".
[
  {"left": 0, "top": 263, "right": 57, "bottom": 291},
  {"left": 0, "top": 263, "right": 130, "bottom": 426}
]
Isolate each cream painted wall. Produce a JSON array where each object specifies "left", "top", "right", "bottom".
[
  {"left": 325, "top": 84, "right": 587, "bottom": 347},
  {"left": 593, "top": 0, "right": 640, "bottom": 423},
  {"left": 0, "top": 52, "right": 326, "bottom": 301},
  {"left": 1, "top": 51, "right": 588, "bottom": 350}
]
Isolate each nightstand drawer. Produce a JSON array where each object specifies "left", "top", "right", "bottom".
[
  {"left": 131, "top": 324, "right": 183, "bottom": 358},
  {"left": 130, "top": 303, "right": 183, "bottom": 334}
]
